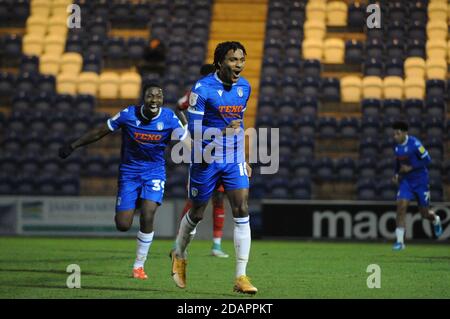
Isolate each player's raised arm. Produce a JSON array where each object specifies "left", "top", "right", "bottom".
[{"left": 58, "top": 123, "right": 112, "bottom": 159}]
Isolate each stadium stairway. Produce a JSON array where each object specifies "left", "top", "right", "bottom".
[{"left": 207, "top": 0, "right": 268, "bottom": 129}]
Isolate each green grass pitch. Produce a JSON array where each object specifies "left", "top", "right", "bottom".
[{"left": 0, "top": 237, "right": 449, "bottom": 299}]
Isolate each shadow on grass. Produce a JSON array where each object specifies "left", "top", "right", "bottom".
[{"left": 1, "top": 283, "right": 240, "bottom": 298}]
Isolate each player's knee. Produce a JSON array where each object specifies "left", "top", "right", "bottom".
[
  {"left": 232, "top": 202, "right": 248, "bottom": 217},
  {"left": 115, "top": 222, "right": 131, "bottom": 232}
]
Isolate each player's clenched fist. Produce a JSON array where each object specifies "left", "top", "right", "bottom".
[{"left": 58, "top": 144, "right": 74, "bottom": 159}]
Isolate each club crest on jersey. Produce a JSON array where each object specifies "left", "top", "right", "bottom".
[
  {"left": 191, "top": 187, "right": 198, "bottom": 197},
  {"left": 237, "top": 87, "right": 243, "bottom": 97},
  {"left": 218, "top": 90, "right": 223, "bottom": 97},
  {"left": 189, "top": 92, "right": 198, "bottom": 106},
  {"left": 157, "top": 122, "right": 164, "bottom": 131}
]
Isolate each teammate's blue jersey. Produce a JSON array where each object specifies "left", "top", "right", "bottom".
[
  {"left": 394, "top": 135, "right": 431, "bottom": 184},
  {"left": 187, "top": 72, "right": 251, "bottom": 162},
  {"left": 107, "top": 105, "right": 187, "bottom": 176}
]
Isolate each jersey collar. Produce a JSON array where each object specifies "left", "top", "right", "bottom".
[
  {"left": 140, "top": 105, "right": 162, "bottom": 121},
  {"left": 400, "top": 135, "right": 409, "bottom": 146},
  {"left": 214, "top": 71, "right": 237, "bottom": 86}
]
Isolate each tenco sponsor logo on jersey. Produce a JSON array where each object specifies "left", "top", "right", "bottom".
[
  {"left": 133, "top": 132, "right": 162, "bottom": 143},
  {"left": 157, "top": 122, "right": 164, "bottom": 131},
  {"left": 237, "top": 87, "right": 243, "bottom": 97},
  {"left": 218, "top": 105, "right": 244, "bottom": 118}
]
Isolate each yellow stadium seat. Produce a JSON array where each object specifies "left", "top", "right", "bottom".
[
  {"left": 383, "top": 76, "right": 403, "bottom": 99},
  {"left": 120, "top": 72, "right": 142, "bottom": 99},
  {"left": 304, "top": 20, "right": 326, "bottom": 40},
  {"left": 404, "top": 57, "right": 426, "bottom": 79},
  {"left": 404, "top": 77, "right": 425, "bottom": 99},
  {"left": 426, "top": 20, "right": 448, "bottom": 40},
  {"left": 22, "top": 34, "right": 44, "bottom": 56},
  {"left": 78, "top": 72, "right": 99, "bottom": 96},
  {"left": 61, "top": 52, "right": 83, "bottom": 74},
  {"left": 52, "top": 0, "right": 73, "bottom": 16},
  {"left": 31, "top": 0, "right": 51, "bottom": 17},
  {"left": 447, "top": 40, "right": 450, "bottom": 63},
  {"left": 48, "top": 15, "right": 68, "bottom": 35},
  {"left": 306, "top": 1, "right": 327, "bottom": 21},
  {"left": 26, "top": 15, "right": 48, "bottom": 37},
  {"left": 57, "top": 73, "right": 78, "bottom": 95},
  {"left": 426, "top": 39, "right": 447, "bottom": 60},
  {"left": 323, "top": 38, "right": 344, "bottom": 64},
  {"left": 426, "top": 59, "right": 447, "bottom": 80},
  {"left": 99, "top": 72, "right": 120, "bottom": 99},
  {"left": 362, "top": 76, "right": 383, "bottom": 99},
  {"left": 341, "top": 76, "right": 362, "bottom": 103},
  {"left": 428, "top": 2, "right": 448, "bottom": 22},
  {"left": 39, "top": 53, "right": 60, "bottom": 76},
  {"left": 302, "top": 38, "right": 323, "bottom": 60},
  {"left": 326, "top": 1, "right": 347, "bottom": 27},
  {"left": 44, "top": 34, "right": 65, "bottom": 55}
]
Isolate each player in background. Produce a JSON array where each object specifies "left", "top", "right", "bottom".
[
  {"left": 58, "top": 84, "right": 187, "bottom": 279},
  {"left": 176, "top": 63, "right": 235, "bottom": 258},
  {"left": 170, "top": 41, "right": 258, "bottom": 294},
  {"left": 391, "top": 120, "right": 443, "bottom": 251}
]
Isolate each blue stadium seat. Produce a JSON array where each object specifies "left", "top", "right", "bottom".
[
  {"left": 40, "top": 154, "right": 62, "bottom": 175},
  {"left": 4, "top": 34, "right": 22, "bottom": 57},
  {"left": 268, "top": 1, "right": 285, "bottom": 20},
  {"left": 357, "top": 178, "right": 377, "bottom": 200},
  {"left": 110, "top": 1, "right": 132, "bottom": 27},
  {"left": 321, "top": 77, "right": 340, "bottom": 102},
  {"left": 409, "top": 1, "right": 427, "bottom": 24},
  {"left": 429, "top": 178, "right": 443, "bottom": 202},
  {"left": 83, "top": 54, "right": 102, "bottom": 73},
  {"left": 134, "top": 3, "right": 152, "bottom": 27},
  {"left": 425, "top": 137, "right": 444, "bottom": 160},
  {"left": 291, "top": 157, "right": 313, "bottom": 178},
  {"left": 318, "top": 117, "right": 338, "bottom": 138},
  {"left": 381, "top": 137, "right": 395, "bottom": 158},
  {"left": 363, "top": 57, "right": 383, "bottom": 76},
  {"left": 383, "top": 99, "right": 402, "bottom": 117},
  {"left": 297, "top": 115, "right": 316, "bottom": 138},
  {"left": 386, "top": 20, "right": 406, "bottom": 40},
  {"left": 266, "top": 18, "right": 284, "bottom": 39},
  {"left": 407, "top": 38, "right": 425, "bottom": 58},
  {"left": 150, "top": 17, "right": 169, "bottom": 39},
  {"left": 425, "top": 117, "right": 445, "bottom": 139},
  {"left": 282, "top": 57, "right": 300, "bottom": 77},
  {"left": 2, "top": 131, "right": 23, "bottom": 152},
  {"left": 377, "top": 180, "right": 397, "bottom": 201},
  {"left": 15, "top": 174, "right": 36, "bottom": 195},
  {"left": 0, "top": 0, "right": 10, "bottom": 27},
  {"left": 301, "top": 77, "right": 320, "bottom": 97},
  {"left": 408, "top": 20, "right": 426, "bottom": 41},
  {"left": 282, "top": 76, "right": 299, "bottom": 98},
  {"left": 404, "top": 99, "right": 424, "bottom": 117},
  {"left": 37, "top": 74, "right": 56, "bottom": 94},
  {"left": 336, "top": 157, "right": 356, "bottom": 181},
  {"left": 83, "top": 155, "right": 106, "bottom": 177},
  {"left": 314, "top": 157, "right": 335, "bottom": 181},
  {"left": 386, "top": 38, "right": 405, "bottom": 60},
  {"left": 299, "top": 96, "right": 318, "bottom": 116},
  {"left": 105, "top": 155, "right": 120, "bottom": 177},
  {"left": 58, "top": 174, "right": 80, "bottom": 196},
  {"left": 425, "top": 97, "right": 446, "bottom": 118},
  {"left": 259, "top": 75, "right": 278, "bottom": 98},
  {"left": 428, "top": 160, "right": 443, "bottom": 180},
  {"left": 302, "top": 59, "right": 321, "bottom": 78},
  {"left": 16, "top": 72, "right": 36, "bottom": 93},
  {"left": 289, "top": 177, "right": 311, "bottom": 200},
  {"left": 256, "top": 114, "right": 274, "bottom": 127},
  {"left": 64, "top": 154, "right": 82, "bottom": 176},
  {"left": 293, "top": 135, "right": 314, "bottom": 158},
  {"left": 348, "top": 2, "right": 365, "bottom": 29},
  {"left": 66, "top": 33, "right": 83, "bottom": 54},
  {"left": 382, "top": 117, "right": 398, "bottom": 138},
  {"left": 361, "top": 116, "right": 381, "bottom": 137},
  {"left": 91, "top": 0, "right": 109, "bottom": 19},
  {"left": 105, "top": 37, "right": 126, "bottom": 60},
  {"left": 34, "top": 92, "right": 55, "bottom": 113},
  {"left": 360, "top": 136, "right": 379, "bottom": 158},
  {"left": 264, "top": 37, "right": 283, "bottom": 58},
  {"left": 426, "top": 80, "right": 446, "bottom": 99},
  {"left": 12, "top": 91, "right": 31, "bottom": 112},
  {"left": 345, "top": 40, "right": 364, "bottom": 64},
  {"left": 361, "top": 98, "right": 381, "bottom": 117},
  {"left": 407, "top": 116, "right": 423, "bottom": 137},
  {"left": 340, "top": 117, "right": 360, "bottom": 138},
  {"left": 285, "top": 37, "right": 302, "bottom": 58},
  {"left": 357, "top": 158, "right": 377, "bottom": 179},
  {"left": 20, "top": 55, "right": 39, "bottom": 74},
  {"left": 54, "top": 94, "right": 74, "bottom": 113},
  {"left": 261, "top": 56, "right": 280, "bottom": 77},
  {"left": 86, "top": 34, "right": 105, "bottom": 56},
  {"left": 0, "top": 72, "right": 15, "bottom": 97},
  {"left": 289, "top": 1, "right": 306, "bottom": 22},
  {"left": 12, "top": 0, "right": 30, "bottom": 25},
  {"left": 366, "top": 38, "right": 384, "bottom": 59},
  {"left": 388, "top": 1, "right": 407, "bottom": 21},
  {"left": 385, "top": 58, "right": 404, "bottom": 77}
]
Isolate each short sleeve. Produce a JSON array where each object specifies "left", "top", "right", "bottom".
[
  {"left": 413, "top": 139, "right": 429, "bottom": 159},
  {"left": 107, "top": 107, "right": 130, "bottom": 131},
  {"left": 187, "top": 82, "right": 207, "bottom": 116},
  {"left": 171, "top": 113, "right": 188, "bottom": 141}
]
